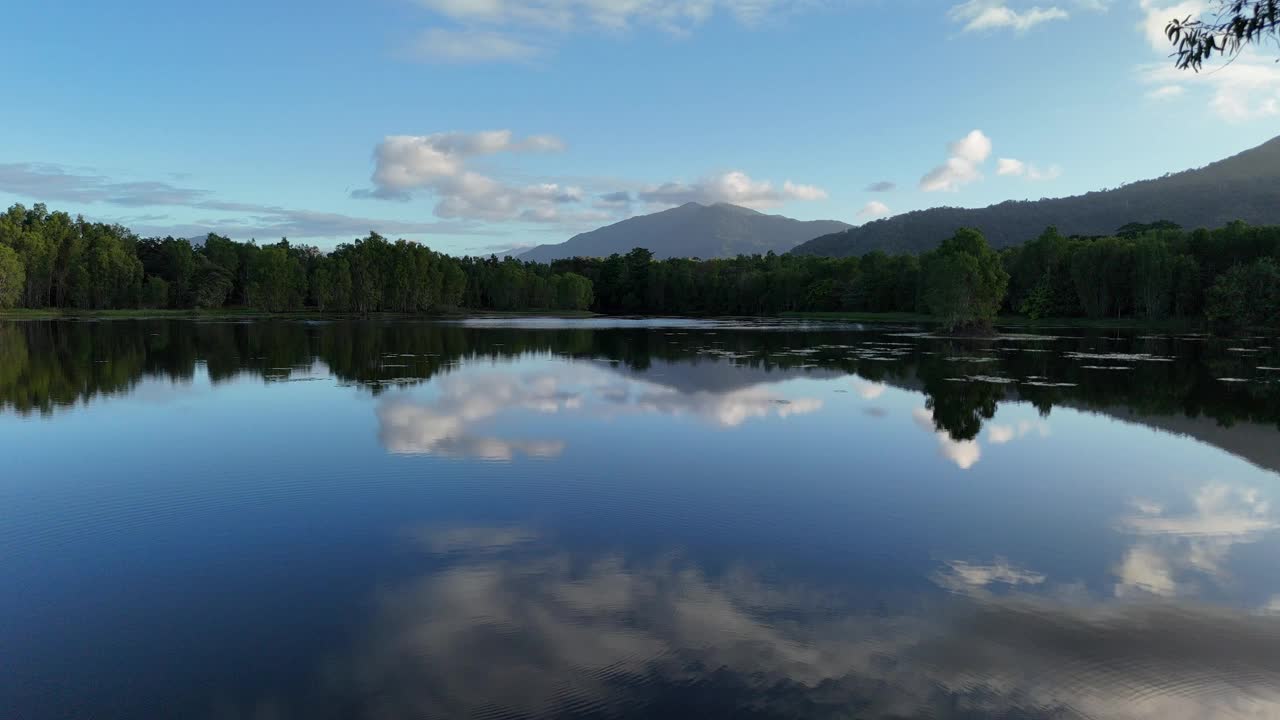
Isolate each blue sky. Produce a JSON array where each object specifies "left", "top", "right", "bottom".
[{"left": 1, "top": 0, "right": 1277, "bottom": 255}]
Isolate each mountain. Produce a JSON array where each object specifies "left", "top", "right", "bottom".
[
  {"left": 793, "top": 135, "right": 1280, "bottom": 257},
  {"left": 519, "top": 202, "right": 851, "bottom": 262}
]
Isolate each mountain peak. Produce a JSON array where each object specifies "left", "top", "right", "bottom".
[
  {"left": 519, "top": 205, "right": 851, "bottom": 262},
  {"left": 709, "top": 202, "right": 761, "bottom": 213}
]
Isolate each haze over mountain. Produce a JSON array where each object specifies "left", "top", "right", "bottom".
[
  {"left": 519, "top": 202, "right": 850, "bottom": 262},
  {"left": 793, "top": 135, "right": 1280, "bottom": 257}
]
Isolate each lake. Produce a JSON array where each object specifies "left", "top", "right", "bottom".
[{"left": 3, "top": 317, "right": 1280, "bottom": 719}]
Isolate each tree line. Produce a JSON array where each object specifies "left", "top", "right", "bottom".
[
  {"left": 544, "top": 220, "right": 1279, "bottom": 332},
  {"left": 2, "top": 202, "right": 1278, "bottom": 332},
  {"left": 0, "top": 203, "right": 593, "bottom": 315}
]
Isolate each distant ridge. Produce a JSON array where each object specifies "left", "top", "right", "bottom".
[
  {"left": 792, "top": 135, "right": 1280, "bottom": 257},
  {"left": 519, "top": 202, "right": 851, "bottom": 262}
]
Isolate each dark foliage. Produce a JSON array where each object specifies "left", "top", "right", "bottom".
[{"left": 1166, "top": 1, "right": 1280, "bottom": 70}]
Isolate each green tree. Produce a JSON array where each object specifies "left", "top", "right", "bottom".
[
  {"left": 555, "top": 272, "right": 594, "bottom": 310},
  {"left": 1070, "top": 240, "right": 1113, "bottom": 319},
  {"left": 143, "top": 277, "right": 170, "bottom": 308},
  {"left": 333, "top": 258, "right": 354, "bottom": 311},
  {"left": 921, "top": 228, "right": 1009, "bottom": 331},
  {"left": 248, "top": 245, "right": 306, "bottom": 312},
  {"left": 1171, "top": 254, "right": 1203, "bottom": 317},
  {"left": 440, "top": 262, "right": 465, "bottom": 308},
  {"left": 1205, "top": 258, "right": 1280, "bottom": 332},
  {"left": 192, "top": 260, "right": 233, "bottom": 309},
  {"left": 0, "top": 244, "right": 25, "bottom": 308},
  {"left": 1132, "top": 237, "right": 1174, "bottom": 320},
  {"left": 312, "top": 259, "right": 336, "bottom": 312}
]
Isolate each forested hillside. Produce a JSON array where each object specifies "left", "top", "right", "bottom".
[
  {"left": 2, "top": 202, "right": 1278, "bottom": 332},
  {"left": 794, "top": 135, "right": 1280, "bottom": 257}
]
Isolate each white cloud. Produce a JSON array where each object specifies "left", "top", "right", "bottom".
[
  {"left": 0, "top": 162, "right": 481, "bottom": 241},
  {"left": 912, "top": 407, "right": 982, "bottom": 469},
  {"left": 919, "top": 129, "right": 992, "bottom": 192},
  {"left": 575, "top": 359, "right": 826, "bottom": 428},
  {"left": 413, "top": 526, "right": 538, "bottom": 555},
  {"left": 934, "top": 558, "right": 1046, "bottom": 593},
  {"left": 410, "top": 28, "right": 544, "bottom": 62},
  {"left": 781, "top": 179, "right": 827, "bottom": 201},
  {"left": 989, "top": 425, "right": 1015, "bottom": 444},
  {"left": 938, "top": 433, "right": 982, "bottom": 469},
  {"left": 377, "top": 372, "right": 576, "bottom": 460},
  {"left": 1147, "top": 84, "right": 1186, "bottom": 100},
  {"left": 416, "top": 0, "right": 791, "bottom": 34},
  {"left": 359, "top": 131, "right": 611, "bottom": 224},
  {"left": 996, "top": 157, "right": 1025, "bottom": 176},
  {"left": 1138, "top": 0, "right": 1206, "bottom": 51},
  {"left": 366, "top": 131, "right": 564, "bottom": 198},
  {"left": 951, "top": 128, "right": 994, "bottom": 164},
  {"left": 631, "top": 385, "right": 823, "bottom": 427},
  {"left": 1135, "top": 2, "right": 1280, "bottom": 122},
  {"left": 996, "top": 157, "right": 1062, "bottom": 181},
  {"left": 376, "top": 361, "right": 826, "bottom": 459},
  {"left": 1121, "top": 484, "right": 1275, "bottom": 539},
  {"left": 1202, "top": 60, "right": 1280, "bottom": 121},
  {"left": 310, "top": 534, "right": 1280, "bottom": 720},
  {"left": 854, "top": 379, "right": 886, "bottom": 399},
  {"left": 1115, "top": 545, "right": 1178, "bottom": 597},
  {"left": 1132, "top": 498, "right": 1165, "bottom": 516},
  {"left": 1023, "top": 163, "right": 1061, "bottom": 181},
  {"left": 1114, "top": 483, "right": 1278, "bottom": 598},
  {"left": 635, "top": 171, "right": 828, "bottom": 210},
  {"left": 856, "top": 200, "right": 891, "bottom": 219},
  {"left": 948, "top": 1, "right": 1069, "bottom": 32},
  {"left": 359, "top": 133, "right": 826, "bottom": 224},
  {"left": 920, "top": 158, "right": 983, "bottom": 192},
  {"left": 986, "top": 419, "right": 1050, "bottom": 444},
  {"left": 402, "top": 2, "right": 807, "bottom": 64}
]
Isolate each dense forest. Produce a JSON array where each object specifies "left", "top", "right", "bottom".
[
  {"left": 1, "top": 202, "right": 1279, "bottom": 332},
  {"left": 0, "top": 203, "right": 593, "bottom": 315}
]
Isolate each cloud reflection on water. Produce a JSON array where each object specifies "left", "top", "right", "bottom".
[
  {"left": 375, "top": 361, "right": 824, "bottom": 459},
  {"left": 987, "top": 419, "right": 1051, "bottom": 445},
  {"left": 1115, "top": 484, "right": 1279, "bottom": 599},
  {"left": 909, "top": 406, "right": 1052, "bottom": 471},
  {"left": 294, "top": 527, "right": 1280, "bottom": 720},
  {"left": 377, "top": 372, "right": 573, "bottom": 460},
  {"left": 912, "top": 407, "right": 983, "bottom": 469}
]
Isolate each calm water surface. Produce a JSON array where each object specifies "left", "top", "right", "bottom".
[{"left": 3, "top": 317, "right": 1280, "bottom": 719}]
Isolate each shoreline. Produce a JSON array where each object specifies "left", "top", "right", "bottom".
[
  {"left": 0, "top": 308, "right": 599, "bottom": 320},
  {"left": 777, "top": 311, "right": 1203, "bottom": 331},
  {"left": 0, "top": 307, "right": 1213, "bottom": 331}
]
